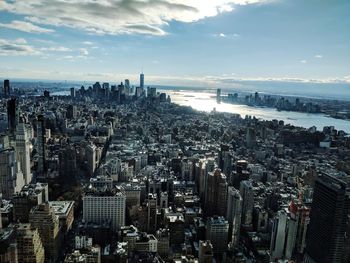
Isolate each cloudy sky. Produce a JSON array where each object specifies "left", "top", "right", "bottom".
[{"left": 0, "top": 0, "right": 349, "bottom": 86}]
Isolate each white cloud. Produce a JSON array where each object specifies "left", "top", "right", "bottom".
[
  {"left": 315, "top": 54, "right": 323, "bottom": 58},
  {"left": 300, "top": 60, "right": 307, "bottom": 64},
  {"left": 82, "top": 41, "right": 93, "bottom": 45},
  {"left": 79, "top": 48, "right": 89, "bottom": 55},
  {"left": 0, "top": 0, "right": 268, "bottom": 36},
  {"left": 214, "top": 32, "right": 240, "bottom": 38},
  {"left": 0, "top": 20, "right": 54, "bottom": 33},
  {"left": 41, "top": 46, "right": 72, "bottom": 52},
  {"left": 0, "top": 38, "right": 40, "bottom": 56}
]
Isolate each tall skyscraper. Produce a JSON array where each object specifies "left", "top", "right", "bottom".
[
  {"left": 147, "top": 193, "right": 157, "bottom": 233},
  {"left": 3, "top": 79, "right": 10, "bottom": 97},
  {"left": 239, "top": 180, "right": 254, "bottom": 226},
  {"left": 270, "top": 209, "right": 288, "bottom": 260},
  {"left": 226, "top": 186, "right": 242, "bottom": 246},
  {"left": 13, "top": 223, "right": 45, "bottom": 263},
  {"left": 216, "top": 88, "right": 221, "bottom": 103},
  {"left": 0, "top": 148, "right": 25, "bottom": 199},
  {"left": 206, "top": 216, "right": 229, "bottom": 255},
  {"left": 304, "top": 174, "right": 350, "bottom": 263},
  {"left": 16, "top": 122, "right": 32, "bottom": 184},
  {"left": 205, "top": 169, "right": 228, "bottom": 217},
  {"left": 140, "top": 73, "right": 144, "bottom": 90},
  {"left": 7, "top": 98, "right": 19, "bottom": 134},
  {"left": 36, "top": 115, "right": 47, "bottom": 177},
  {"left": 29, "top": 203, "right": 60, "bottom": 263}
]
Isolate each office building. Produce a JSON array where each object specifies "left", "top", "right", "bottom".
[
  {"left": 147, "top": 193, "right": 157, "bottom": 233},
  {"left": 226, "top": 186, "right": 242, "bottom": 246},
  {"left": 205, "top": 169, "right": 228, "bottom": 217},
  {"left": 198, "top": 240, "right": 213, "bottom": 263},
  {"left": 206, "top": 216, "right": 229, "bottom": 254},
  {"left": 0, "top": 228, "right": 18, "bottom": 263},
  {"left": 83, "top": 187, "right": 126, "bottom": 231},
  {"left": 29, "top": 203, "right": 60, "bottom": 263},
  {"left": 12, "top": 183, "right": 49, "bottom": 222},
  {"left": 7, "top": 98, "right": 19, "bottom": 134},
  {"left": 36, "top": 115, "right": 47, "bottom": 177},
  {"left": 0, "top": 148, "right": 25, "bottom": 199},
  {"left": 270, "top": 209, "right": 288, "bottom": 260},
  {"left": 3, "top": 79, "right": 10, "bottom": 97},
  {"left": 13, "top": 223, "right": 45, "bottom": 263},
  {"left": 304, "top": 174, "right": 350, "bottom": 263},
  {"left": 16, "top": 122, "right": 32, "bottom": 184},
  {"left": 49, "top": 201, "right": 75, "bottom": 233},
  {"left": 239, "top": 180, "right": 254, "bottom": 226},
  {"left": 140, "top": 73, "right": 144, "bottom": 90},
  {"left": 216, "top": 88, "right": 221, "bottom": 103}
]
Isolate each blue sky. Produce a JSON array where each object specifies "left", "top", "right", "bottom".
[{"left": 0, "top": 0, "right": 350, "bottom": 87}]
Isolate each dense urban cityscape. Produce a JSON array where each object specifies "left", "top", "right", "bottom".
[
  {"left": 1, "top": 0, "right": 350, "bottom": 262},
  {"left": 0, "top": 74, "right": 349, "bottom": 263}
]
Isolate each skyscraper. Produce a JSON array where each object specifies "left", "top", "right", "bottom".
[
  {"left": 304, "top": 174, "right": 350, "bottom": 263},
  {"left": 216, "top": 88, "right": 221, "bottom": 103},
  {"left": 0, "top": 148, "right": 25, "bottom": 199},
  {"left": 29, "top": 203, "right": 60, "bottom": 263},
  {"left": 206, "top": 216, "right": 229, "bottom": 255},
  {"left": 205, "top": 169, "right": 228, "bottom": 217},
  {"left": 140, "top": 73, "right": 144, "bottom": 90},
  {"left": 16, "top": 122, "right": 32, "bottom": 184},
  {"left": 7, "top": 98, "right": 19, "bottom": 134},
  {"left": 226, "top": 186, "right": 242, "bottom": 246},
  {"left": 239, "top": 180, "right": 254, "bottom": 226},
  {"left": 13, "top": 223, "right": 45, "bottom": 263},
  {"left": 36, "top": 115, "right": 47, "bottom": 177},
  {"left": 3, "top": 79, "right": 10, "bottom": 97}
]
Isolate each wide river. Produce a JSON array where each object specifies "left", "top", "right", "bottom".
[{"left": 159, "top": 89, "right": 350, "bottom": 134}]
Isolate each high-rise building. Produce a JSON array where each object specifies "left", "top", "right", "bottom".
[
  {"left": 36, "top": 115, "right": 47, "bottom": 177},
  {"left": 29, "top": 203, "right": 60, "bottom": 263},
  {"left": 216, "top": 88, "right": 221, "bottom": 103},
  {"left": 226, "top": 186, "right": 242, "bottom": 246},
  {"left": 239, "top": 180, "right": 254, "bottom": 226},
  {"left": 59, "top": 144, "right": 77, "bottom": 181},
  {"left": 3, "top": 79, "right": 10, "bottom": 97},
  {"left": 304, "top": 174, "right": 350, "bottom": 263},
  {"left": 0, "top": 148, "right": 25, "bottom": 199},
  {"left": 12, "top": 183, "right": 49, "bottom": 223},
  {"left": 147, "top": 193, "right": 157, "bottom": 233},
  {"left": 206, "top": 216, "right": 229, "bottom": 254},
  {"left": 205, "top": 169, "right": 228, "bottom": 217},
  {"left": 270, "top": 209, "right": 288, "bottom": 260},
  {"left": 0, "top": 227, "right": 18, "bottom": 263},
  {"left": 70, "top": 87, "right": 75, "bottom": 99},
  {"left": 198, "top": 240, "right": 213, "bottom": 263},
  {"left": 218, "top": 144, "right": 232, "bottom": 178},
  {"left": 83, "top": 187, "right": 126, "bottom": 231},
  {"left": 13, "top": 223, "right": 45, "bottom": 263},
  {"left": 246, "top": 127, "right": 256, "bottom": 148},
  {"left": 140, "top": 73, "right": 144, "bottom": 90},
  {"left": 7, "top": 98, "right": 19, "bottom": 134},
  {"left": 86, "top": 144, "right": 96, "bottom": 177},
  {"left": 16, "top": 122, "right": 32, "bottom": 184}
]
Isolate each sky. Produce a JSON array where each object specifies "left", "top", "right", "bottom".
[{"left": 0, "top": 0, "right": 350, "bottom": 87}]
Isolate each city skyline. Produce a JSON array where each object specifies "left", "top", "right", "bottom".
[{"left": 1, "top": 0, "right": 350, "bottom": 87}]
